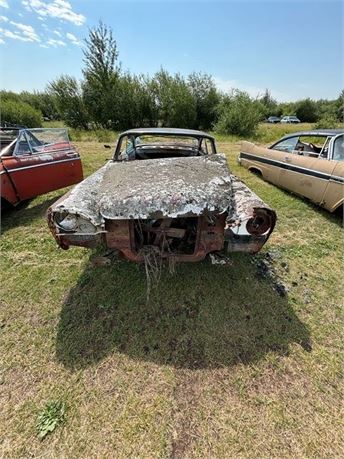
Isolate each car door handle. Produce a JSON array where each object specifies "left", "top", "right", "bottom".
[{"left": 285, "top": 156, "right": 292, "bottom": 162}]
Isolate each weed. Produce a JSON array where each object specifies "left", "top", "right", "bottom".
[{"left": 36, "top": 400, "right": 66, "bottom": 440}]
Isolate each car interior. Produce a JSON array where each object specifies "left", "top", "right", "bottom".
[
  {"left": 273, "top": 135, "right": 330, "bottom": 158},
  {"left": 117, "top": 135, "right": 216, "bottom": 160},
  {"left": 294, "top": 136, "right": 329, "bottom": 157}
]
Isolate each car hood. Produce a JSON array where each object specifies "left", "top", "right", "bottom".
[{"left": 53, "top": 154, "right": 234, "bottom": 222}]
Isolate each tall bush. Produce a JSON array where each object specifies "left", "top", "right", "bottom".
[
  {"left": 295, "top": 98, "right": 318, "bottom": 122},
  {"left": 1, "top": 99, "right": 42, "bottom": 127},
  {"left": 152, "top": 69, "right": 197, "bottom": 128},
  {"left": 188, "top": 72, "right": 220, "bottom": 129},
  {"left": 48, "top": 76, "right": 89, "bottom": 129},
  {"left": 215, "top": 90, "right": 261, "bottom": 136}
]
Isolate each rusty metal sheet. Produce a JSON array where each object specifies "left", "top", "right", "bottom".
[{"left": 99, "top": 154, "right": 233, "bottom": 220}]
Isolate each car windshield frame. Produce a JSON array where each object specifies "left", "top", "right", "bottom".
[{"left": 114, "top": 132, "right": 217, "bottom": 161}]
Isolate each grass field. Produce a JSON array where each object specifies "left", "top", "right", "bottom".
[{"left": 1, "top": 126, "right": 343, "bottom": 458}]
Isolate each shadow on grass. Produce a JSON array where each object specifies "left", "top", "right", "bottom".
[
  {"left": 0, "top": 194, "right": 62, "bottom": 235},
  {"left": 56, "top": 253, "right": 311, "bottom": 370}
]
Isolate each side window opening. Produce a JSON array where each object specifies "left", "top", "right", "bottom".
[
  {"left": 294, "top": 136, "right": 327, "bottom": 157},
  {"left": 272, "top": 137, "right": 299, "bottom": 153},
  {"left": 333, "top": 135, "right": 344, "bottom": 162}
]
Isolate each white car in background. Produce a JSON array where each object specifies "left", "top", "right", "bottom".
[{"left": 280, "top": 116, "right": 301, "bottom": 124}]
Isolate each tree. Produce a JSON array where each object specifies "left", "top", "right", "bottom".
[
  {"left": 1, "top": 99, "right": 42, "bottom": 127},
  {"left": 48, "top": 76, "right": 89, "bottom": 129},
  {"left": 336, "top": 90, "right": 344, "bottom": 122},
  {"left": 258, "top": 89, "right": 282, "bottom": 118},
  {"left": 152, "top": 69, "right": 197, "bottom": 128},
  {"left": 215, "top": 90, "right": 261, "bottom": 136},
  {"left": 295, "top": 98, "right": 318, "bottom": 122},
  {"left": 82, "top": 21, "right": 120, "bottom": 128},
  {"left": 188, "top": 72, "right": 220, "bottom": 129}
]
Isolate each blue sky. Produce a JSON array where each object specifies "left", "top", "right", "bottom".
[{"left": 0, "top": 0, "right": 342, "bottom": 101}]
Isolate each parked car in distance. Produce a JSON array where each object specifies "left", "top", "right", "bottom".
[
  {"left": 48, "top": 128, "right": 276, "bottom": 262},
  {"left": 239, "top": 129, "right": 344, "bottom": 212},
  {"left": 0, "top": 127, "right": 83, "bottom": 209},
  {"left": 267, "top": 116, "right": 280, "bottom": 123},
  {"left": 280, "top": 115, "right": 301, "bottom": 124}
]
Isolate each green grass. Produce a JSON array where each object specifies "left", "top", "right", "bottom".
[
  {"left": 36, "top": 400, "right": 66, "bottom": 440},
  {"left": 0, "top": 128, "right": 343, "bottom": 458}
]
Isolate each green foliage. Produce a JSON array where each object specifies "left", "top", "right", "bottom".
[
  {"left": 336, "top": 90, "right": 344, "bottom": 122},
  {"left": 258, "top": 89, "right": 282, "bottom": 118},
  {"left": 295, "top": 98, "right": 318, "bottom": 122},
  {"left": 36, "top": 400, "right": 66, "bottom": 439},
  {"left": 314, "top": 115, "right": 340, "bottom": 129},
  {"left": 152, "top": 69, "right": 197, "bottom": 128},
  {"left": 1, "top": 90, "right": 59, "bottom": 120},
  {"left": 215, "top": 90, "right": 261, "bottom": 136},
  {"left": 82, "top": 21, "right": 121, "bottom": 129},
  {"left": 48, "top": 75, "right": 90, "bottom": 129},
  {"left": 188, "top": 72, "right": 220, "bottom": 129},
  {"left": 114, "top": 73, "right": 158, "bottom": 129},
  {"left": 1, "top": 99, "right": 42, "bottom": 127}
]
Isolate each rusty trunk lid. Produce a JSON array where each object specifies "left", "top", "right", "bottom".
[{"left": 98, "top": 154, "right": 233, "bottom": 219}]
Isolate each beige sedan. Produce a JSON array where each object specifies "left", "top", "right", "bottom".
[{"left": 239, "top": 129, "right": 344, "bottom": 212}]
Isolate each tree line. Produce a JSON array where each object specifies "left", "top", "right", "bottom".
[{"left": 1, "top": 22, "right": 343, "bottom": 135}]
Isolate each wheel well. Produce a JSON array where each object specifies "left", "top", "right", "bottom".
[
  {"left": 1, "top": 197, "right": 12, "bottom": 211},
  {"left": 332, "top": 201, "right": 343, "bottom": 216},
  {"left": 248, "top": 167, "right": 262, "bottom": 176}
]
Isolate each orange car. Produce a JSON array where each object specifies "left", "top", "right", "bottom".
[
  {"left": 0, "top": 127, "right": 83, "bottom": 209},
  {"left": 239, "top": 129, "right": 344, "bottom": 212}
]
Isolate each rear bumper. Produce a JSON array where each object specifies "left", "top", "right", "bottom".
[{"left": 48, "top": 211, "right": 276, "bottom": 261}]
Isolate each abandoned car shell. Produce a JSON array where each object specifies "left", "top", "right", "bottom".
[
  {"left": 239, "top": 129, "right": 344, "bottom": 212},
  {"left": 0, "top": 127, "right": 83, "bottom": 208},
  {"left": 48, "top": 128, "right": 276, "bottom": 262}
]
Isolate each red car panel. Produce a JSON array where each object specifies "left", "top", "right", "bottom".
[{"left": 0, "top": 128, "right": 83, "bottom": 206}]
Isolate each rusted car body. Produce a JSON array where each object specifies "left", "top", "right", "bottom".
[
  {"left": 48, "top": 128, "right": 276, "bottom": 262},
  {"left": 239, "top": 129, "right": 344, "bottom": 212},
  {"left": 0, "top": 127, "right": 83, "bottom": 208}
]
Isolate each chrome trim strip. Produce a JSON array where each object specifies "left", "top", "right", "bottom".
[
  {"left": 7, "top": 157, "right": 80, "bottom": 173},
  {"left": 240, "top": 152, "right": 344, "bottom": 184}
]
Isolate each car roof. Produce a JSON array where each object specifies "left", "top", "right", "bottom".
[
  {"left": 279, "top": 129, "right": 344, "bottom": 140},
  {"left": 119, "top": 127, "right": 215, "bottom": 140}
]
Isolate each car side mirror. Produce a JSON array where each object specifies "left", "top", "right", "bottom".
[{"left": 104, "top": 144, "right": 111, "bottom": 149}]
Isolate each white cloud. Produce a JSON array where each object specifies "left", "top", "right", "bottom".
[
  {"left": 66, "top": 31, "right": 80, "bottom": 45},
  {"left": 214, "top": 77, "right": 288, "bottom": 102},
  {"left": 22, "top": 0, "right": 86, "bottom": 26},
  {"left": 10, "top": 20, "right": 40, "bottom": 41},
  {"left": 0, "top": 37, "right": 4, "bottom": 43},
  {"left": 0, "top": 21, "right": 40, "bottom": 42},
  {"left": 0, "top": 27, "right": 29, "bottom": 41},
  {"left": 53, "top": 29, "right": 61, "bottom": 36},
  {"left": 47, "top": 37, "right": 66, "bottom": 46},
  {"left": 0, "top": 1, "right": 9, "bottom": 9},
  {"left": 0, "top": 14, "right": 8, "bottom": 21}
]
